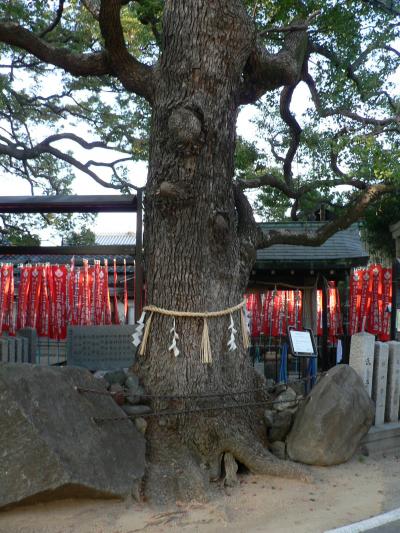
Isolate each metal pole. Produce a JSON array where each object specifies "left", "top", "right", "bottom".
[{"left": 134, "top": 189, "right": 144, "bottom": 321}]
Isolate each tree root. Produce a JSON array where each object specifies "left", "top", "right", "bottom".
[
  {"left": 143, "top": 418, "right": 312, "bottom": 504},
  {"left": 144, "top": 425, "right": 210, "bottom": 505},
  {"left": 224, "top": 430, "right": 313, "bottom": 483}
]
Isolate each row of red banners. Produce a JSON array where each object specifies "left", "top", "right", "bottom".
[
  {"left": 246, "top": 284, "right": 344, "bottom": 343},
  {"left": 0, "top": 259, "right": 129, "bottom": 340},
  {"left": 246, "top": 290, "right": 304, "bottom": 338},
  {"left": 349, "top": 265, "right": 392, "bottom": 341}
]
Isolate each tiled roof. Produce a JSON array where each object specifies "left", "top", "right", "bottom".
[
  {"left": 256, "top": 222, "right": 368, "bottom": 266},
  {"left": 95, "top": 232, "right": 136, "bottom": 246}
]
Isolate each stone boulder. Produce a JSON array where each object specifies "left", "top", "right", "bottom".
[
  {"left": 267, "top": 410, "right": 293, "bottom": 442},
  {"left": 0, "top": 363, "right": 146, "bottom": 510},
  {"left": 286, "top": 364, "right": 374, "bottom": 466}
]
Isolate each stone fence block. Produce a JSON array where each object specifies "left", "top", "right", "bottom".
[
  {"left": 372, "top": 342, "right": 389, "bottom": 426},
  {"left": 349, "top": 332, "right": 375, "bottom": 397},
  {"left": 67, "top": 325, "right": 138, "bottom": 371},
  {"left": 16, "top": 328, "right": 38, "bottom": 364},
  {"left": 385, "top": 341, "right": 400, "bottom": 423}
]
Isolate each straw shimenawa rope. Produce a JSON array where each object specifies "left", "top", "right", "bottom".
[{"left": 138, "top": 300, "right": 250, "bottom": 363}]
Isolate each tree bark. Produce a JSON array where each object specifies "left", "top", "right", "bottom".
[{"left": 136, "top": 0, "right": 308, "bottom": 503}]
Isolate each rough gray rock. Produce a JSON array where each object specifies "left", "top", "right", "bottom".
[
  {"left": 264, "top": 409, "right": 275, "bottom": 428},
  {"left": 274, "top": 387, "right": 298, "bottom": 411},
  {"left": 104, "top": 369, "right": 127, "bottom": 387},
  {"left": 125, "top": 374, "right": 145, "bottom": 405},
  {"left": 134, "top": 417, "right": 148, "bottom": 434},
  {"left": 223, "top": 452, "right": 238, "bottom": 487},
  {"left": 126, "top": 386, "right": 145, "bottom": 405},
  {"left": 0, "top": 363, "right": 145, "bottom": 510},
  {"left": 286, "top": 364, "right": 374, "bottom": 466},
  {"left": 125, "top": 374, "right": 139, "bottom": 389},
  {"left": 268, "top": 410, "right": 293, "bottom": 442},
  {"left": 110, "top": 383, "right": 124, "bottom": 394},
  {"left": 269, "top": 441, "right": 286, "bottom": 460},
  {"left": 121, "top": 404, "right": 152, "bottom": 416}
]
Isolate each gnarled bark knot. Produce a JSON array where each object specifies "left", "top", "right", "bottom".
[{"left": 168, "top": 107, "right": 203, "bottom": 147}]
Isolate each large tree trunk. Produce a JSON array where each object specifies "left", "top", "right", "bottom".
[{"left": 136, "top": 0, "right": 307, "bottom": 503}]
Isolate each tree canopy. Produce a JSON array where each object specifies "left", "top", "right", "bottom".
[
  {"left": 0, "top": 0, "right": 399, "bottom": 244},
  {"left": 2, "top": 0, "right": 400, "bottom": 504}
]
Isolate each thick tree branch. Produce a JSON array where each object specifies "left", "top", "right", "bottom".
[
  {"left": 257, "top": 184, "right": 395, "bottom": 248},
  {"left": 362, "top": 0, "right": 400, "bottom": 17},
  {"left": 81, "top": 0, "right": 100, "bottom": 20},
  {"left": 39, "top": 0, "right": 65, "bottom": 38},
  {"left": 260, "top": 11, "right": 320, "bottom": 36},
  {"left": 98, "top": 0, "right": 155, "bottom": 102},
  {"left": 303, "top": 72, "right": 400, "bottom": 128},
  {"left": 268, "top": 137, "right": 285, "bottom": 163},
  {"left": 0, "top": 133, "right": 135, "bottom": 191},
  {"left": 0, "top": 22, "right": 111, "bottom": 77},
  {"left": 237, "top": 173, "right": 297, "bottom": 197},
  {"left": 237, "top": 174, "right": 368, "bottom": 197},
  {"left": 240, "top": 25, "right": 309, "bottom": 104},
  {"left": 233, "top": 185, "right": 262, "bottom": 291},
  {"left": 280, "top": 83, "right": 301, "bottom": 186},
  {"left": 310, "top": 42, "right": 400, "bottom": 97}
]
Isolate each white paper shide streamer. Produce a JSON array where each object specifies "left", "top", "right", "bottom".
[
  {"left": 132, "top": 311, "right": 146, "bottom": 346},
  {"left": 135, "top": 300, "right": 248, "bottom": 362},
  {"left": 169, "top": 317, "right": 180, "bottom": 357},
  {"left": 227, "top": 313, "right": 237, "bottom": 351}
]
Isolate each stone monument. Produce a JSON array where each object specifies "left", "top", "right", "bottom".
[
  {"left": 385, "top": 341, "right": 400, "bottom": 423},
  {"left": 372, "top": 341, "right": 389, "bottom": 425},
  {"left": 349, "top": 332, "right": 375, "bottom": 397}
]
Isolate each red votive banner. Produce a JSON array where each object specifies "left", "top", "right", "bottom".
[
  {"left": 247, "top": 290, "right": 303, "bottom": 339},
  {"left": 349, "top": 265, "right": 392, "bottom": 340},
  {"left": 0, "top": 258, "right": 128, "bottom": 339}
]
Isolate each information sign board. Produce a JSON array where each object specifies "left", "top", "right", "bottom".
[{"left": 288, "top": 327, "right": 318, "bottom": 358}]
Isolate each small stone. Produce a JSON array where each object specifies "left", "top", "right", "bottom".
[
  {"left": 126, "top": 385, "right": 145, "bottom": 406},
  {"left": 223, "top": 453, "right": 238, "bottom": 487},
  {"left": 268, "top": 410, "right": 293, "bottom": 442},
  {"left": 110, "top": 383, "right": 124, "bottom": 394},
  {"left": 121, "top": 404, "right": 152, "bottom": 416},
  {"left": 264, "top": 409, "right": 275, "bottom": 428},
  {"left": 110, "top": 383, "right": 125, "bottom": 405},
  {"left": 104, "top": 370, "right": 127, "bottom": 386},
  {"left": 125, "top": 374, "right": 140, "bottom": 390},
  {"left": 269, "top": 441, "right": 286, "bottom": 460},
  {"left": 274, "top": 387, "right": 298, "bottom": 411},
  {"left": 272, "top": 383, "right": 288, "bottom": 395},
  {"left": 134, "top": 417, "right": 148, "bottom": 434},
  {"left": 93, "top": 370, "right": 107, "bottom": 380}
]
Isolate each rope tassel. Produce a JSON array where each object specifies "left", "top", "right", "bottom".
[
  {"left": 139, "top": 311, "right": 154, "bottom": 356},
  {"left": 136, "top": 300, "right": 248, "bottom": 364},
  {"left": 200, "top": 318, "right": 212, "bottom": 364},
  {"left": 240, "top": 308, "right": 250, "bottom": 350}
]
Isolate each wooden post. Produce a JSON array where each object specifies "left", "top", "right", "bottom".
[{"left": 134, "top": 189, "right": 144, "bottom": 321}]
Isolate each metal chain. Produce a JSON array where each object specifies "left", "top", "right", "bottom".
[
  {"left": 93, "top": 397, "right": 303, "bottom": 423},
  {"left": 76, "top": 374, "right": 320, "bottom": 402}
]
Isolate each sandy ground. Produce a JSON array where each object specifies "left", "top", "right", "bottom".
[{"left": 1, "top": 451, "right": 400, "bottom": 533}]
